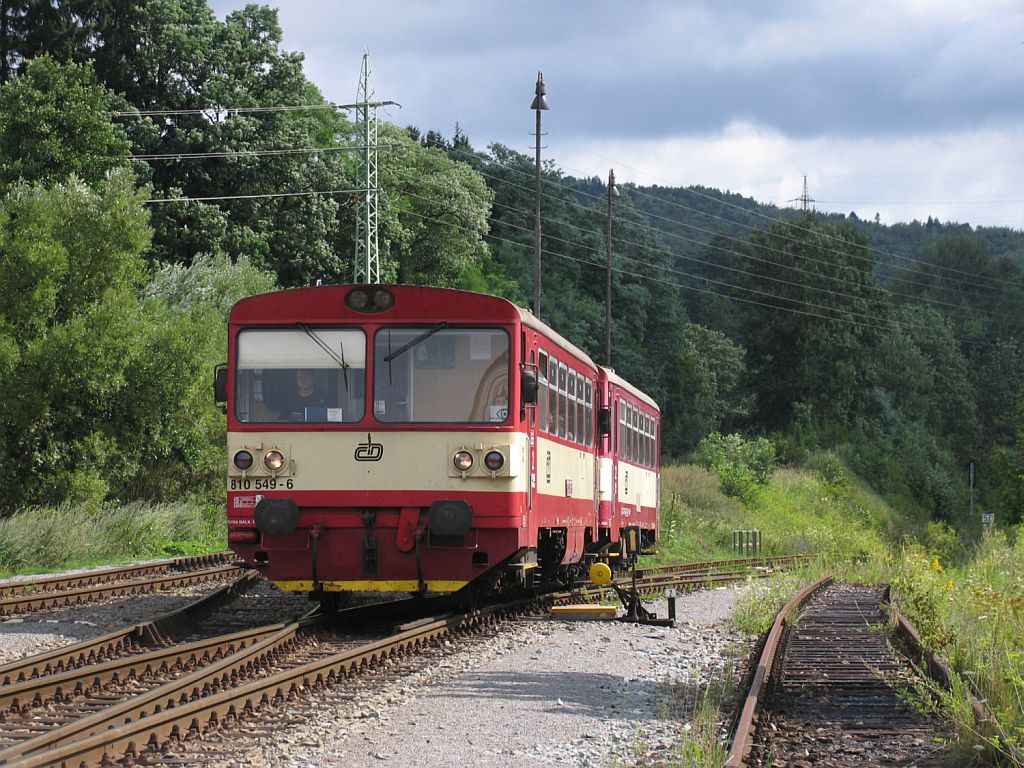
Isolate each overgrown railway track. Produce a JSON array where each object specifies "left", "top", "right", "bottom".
[{"left": 727, "top": 578, "right": 957, "bottom": 767}]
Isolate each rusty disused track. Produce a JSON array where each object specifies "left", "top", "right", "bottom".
[
  {"left": 727, "top": 579, "right": 956, "bottom": 767},
  {"left": 0, "top": 553, "right": 241, "bottom": 617}
]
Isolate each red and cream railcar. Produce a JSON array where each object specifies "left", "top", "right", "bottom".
[
  {"left": 599, "top": 369, "right": 660, "bottom": 554},
  {"left": 221, "top": 284, "right": 659, "bottom": 599}
]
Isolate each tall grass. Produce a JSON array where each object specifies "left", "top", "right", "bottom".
[
  {"left": 891, "top": 532, "right": 1024, "bottom": 760},
  {"left": 656, "top": 456, "right": 1022, "bottom": 761},
  {"left": 656, "top": 461, "right": 891, "bottom": 566},
  {"left": 0, "top": 500, "right": 226, "bottom": 575}
]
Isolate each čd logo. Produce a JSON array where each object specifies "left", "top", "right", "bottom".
[{"left": 355, "top": 433, "right": 384, "bottom": 462}]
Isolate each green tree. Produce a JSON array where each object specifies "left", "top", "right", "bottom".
[
  {"left": 662, "top": 324, "right": 748, "bottom": 455},
  {"left": 735, "top": 217, "right": 889, "bottom": 431},
  {"left": 0, "top": 171, "right": 151, "bottom": 509},
  {"left": 126, "top": 4, "right": 356, "bottom": 283},
  {"left": 379, "top": 124, "right": 494, "bottom": 286},
  {"left": 14, "top": 1, "right": 356, "bottom": 284},
  {"left": 0, "top": 56, "right": 130, "bottom": 188},
  {"left": 0, "top": 173, "right": 279, "bottom": 512},
  {"left": 0, "top": 0, "right": 96, "bottom": 84}
]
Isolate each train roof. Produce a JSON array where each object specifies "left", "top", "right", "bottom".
[
  {"left": 231, "top": 283, "right": 522, "bottom": 324},
  {"left": 518, "top": 307, "right": 597, "bottom": 371},
  {"left": 601, "top": 366, "right": 660, "bottom": 412}
]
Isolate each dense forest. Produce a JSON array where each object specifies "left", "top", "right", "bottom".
[{"left": 1, "top": 0, "right": 1022, "bottom": 535}]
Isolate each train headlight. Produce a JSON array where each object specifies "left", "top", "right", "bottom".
[
  {"left": 233, "top": 449, "right": 254, "bottom": 471},
  {"left": 264, "top": 449, "right": 286, "bottom": 472},
  {"left": 346, "top": 287, "right": 394, "bottom": 312},
  {"left": 346, "top": 289, "right": 369, "bottom": 310},
  {"left": 483, "top": 450, "right": 505, "bottom": 472},
  {"left": 453, "top": 450, "right": 474, "bottom": 472}
]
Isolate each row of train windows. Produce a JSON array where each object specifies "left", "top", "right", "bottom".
[
  {"left": 537, "top": 351, "right": 594, "bottom": 447},
  {"left": 620, "top": 399, "right": 657, "bottom": 468}
]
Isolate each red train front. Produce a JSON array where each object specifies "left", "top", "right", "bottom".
[{"left": 222, "top": 284, "right": 658, "bottom": 601}]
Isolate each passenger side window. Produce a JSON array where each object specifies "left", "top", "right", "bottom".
[
  {"left": 619, "top": 399, "right": 627, "bottom": 457},
  {"left": 538, "top": 351, "right": 548, "bottom": 433},
  {"left": 584, "top": 380, "right": 593, "bottom": 447},
  {"left": 567, "top": 370, "right": 576, "bottom": 442},
  {"left": 548, "top": 357, "right": 558, "bottom": 435},
  {"left": 557, "top": 363, "right": 567, "bottom": 439}
]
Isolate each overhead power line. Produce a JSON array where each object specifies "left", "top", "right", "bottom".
[
  {"left": 394, "top": 204, "right": 969, "bottom": 340},
  {"left": 130, "top": 144, "right": 387, "bottom": 160},
  {"left": 115, "top": 102, "right": 356, "bottom": 117},
  {"left": 440, "top": 149, "right": 1024, "bottom": 317},
  {"left": 579, "top": 149, "right": 1021, "bottom": 292},
  {"left": 111, "top": 92, "right": 1024, "bottom": 316},
  {"left": 114, "top": 91, "right": 1021, "bottom": 295},
  {"left": 145, "top": 187, "right": 367, "bottom": 204}
]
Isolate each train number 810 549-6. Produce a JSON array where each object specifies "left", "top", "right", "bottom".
[{"left": 230, "top": 478, "right": 294, "bottom": 490}]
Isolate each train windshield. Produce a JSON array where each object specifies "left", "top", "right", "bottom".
[
  {"left": 234, "top": 328, "right": 366, "bottom": 423},
  {"left": 373, "top": 327, "right": 509, "bottom": 423}
]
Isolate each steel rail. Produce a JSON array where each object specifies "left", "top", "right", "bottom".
[
  {"left": 0, "top": 555, "right": 808, "bottom": 766},
  {"left": 635, "top": 554, "right": 809, "bottom": 578},
  {"left": 724, "top": 575, "right": 833, "bottom": 768},
  {"left": 0, "top": 620, "right": 289, "bottom": 715},
  {"left": 0, "top": 570, "right": 259, "bottom": 686},
  {"left": 3, "top": 601, "right": 526, "bottom": 767},
  {"left": 892, "top": 607, "right": 1024, "bottom": 766},
  {"left": 0, "top": 563, "right": 244, "bottom": 617},
  {"left": 0, "top": 553, "right": 236, "bottom": 597},
  {"left": 571, "top": 557, "right": 802, "bottom": 605},
  {"left": 0, "top": 618, "right": 317, "bottom": 764}
]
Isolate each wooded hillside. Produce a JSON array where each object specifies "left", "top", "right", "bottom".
[{"left": 1, "top": 0, "right": 1021, "bottom": 534}]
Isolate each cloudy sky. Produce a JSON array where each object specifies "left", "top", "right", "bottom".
[{"left": 212, "top": 0, "right": 1024, "bottom": 229}]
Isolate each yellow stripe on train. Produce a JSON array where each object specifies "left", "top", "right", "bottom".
[{"left": 274, "top": 579, "right": 470, "bottom": 593}]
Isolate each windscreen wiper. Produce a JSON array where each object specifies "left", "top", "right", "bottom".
[
  {"left": 383, "top": 322, "right": 448, "bottom": 363},
  {"left": 298, "top": 323, "right": 350, "bottom": 391}
]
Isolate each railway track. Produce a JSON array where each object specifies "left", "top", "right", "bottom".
[
  {"left": 0, "top": 554, "right": 786, "bottom": 767},
  {"left": 0, "top": 599, "right": 525, "bottom": 766},
  {"left": 727, "top": 578, "right": 957, "bottom": 767},
  {"left": 0, "top": 553, "right": 242, "bottom": 617},
  {"left": 573, "top": 554, "right": 808, "bottom": 606}
]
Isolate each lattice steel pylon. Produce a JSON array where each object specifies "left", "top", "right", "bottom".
[
  {"left": 354, "top": 53, "right": 380, "bottom": 284},
  {"left": 789, "top": 174, "right": 816, "bottom": 212}
]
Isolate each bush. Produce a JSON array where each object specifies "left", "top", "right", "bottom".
[
  {"left": 697, "top": 432, "right": 776, "bottom": 502},
  {"left": 808, "top": 450, "right": 850, "bottom": 494}
]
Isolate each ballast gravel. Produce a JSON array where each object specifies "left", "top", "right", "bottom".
[{"left": 213, "top": 585, "right": 752, "bottom": 768}]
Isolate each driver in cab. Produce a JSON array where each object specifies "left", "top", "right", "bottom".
[{"left": 282, "top": 369, "right": 327, "bottom": 420}]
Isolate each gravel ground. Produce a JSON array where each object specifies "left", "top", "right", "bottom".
[{"left": 191, "top": 585, "right": 753, "bottom": 768}]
